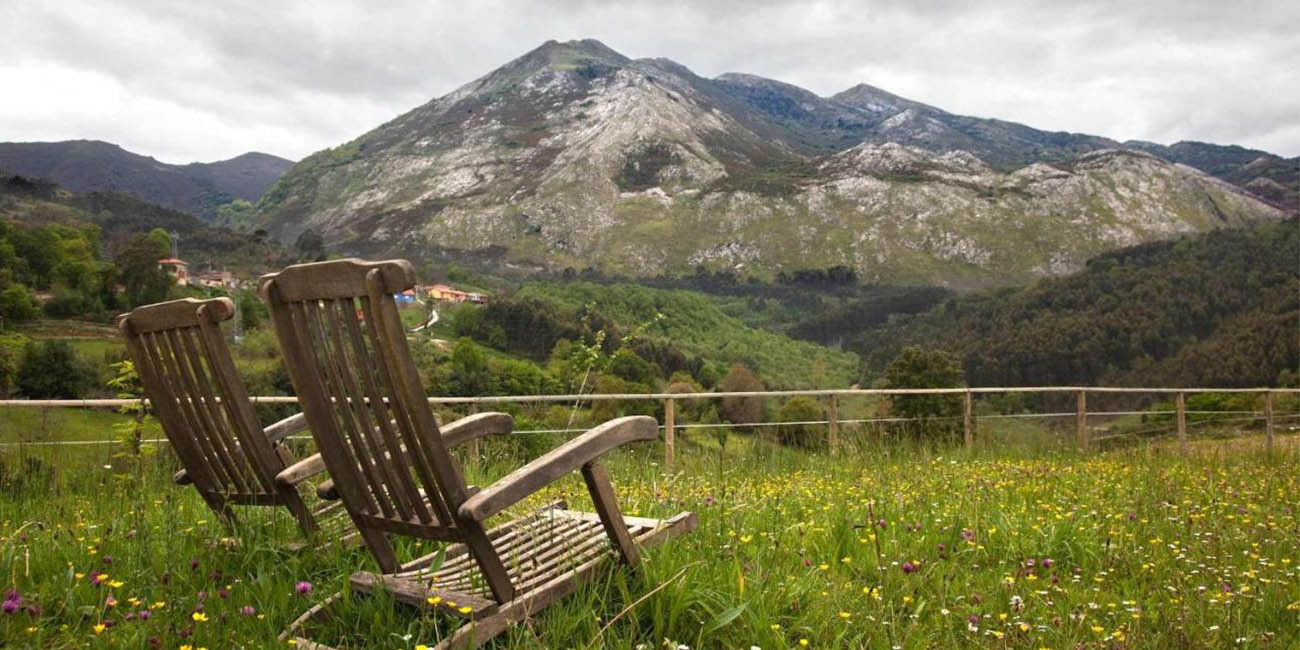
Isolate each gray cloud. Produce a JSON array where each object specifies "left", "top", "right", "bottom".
[{"left": 2, "top": 0, "right": 1296, "bottom": 162}]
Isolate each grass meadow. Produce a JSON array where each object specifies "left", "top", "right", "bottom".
[{"left": 1, "top": 419, "right": 1299, "bottom": 649}]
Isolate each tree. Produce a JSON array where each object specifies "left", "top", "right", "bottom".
[
  {"left": 447, "top": 338, "right": 493, "bottom": 397},
  {"left": 115, "top": 233, "right": 172, "bottom": 308},
  {"left": 237, "top": 290, "right": 265, "bottom": 330},
  {"left": 16, "top": 340, "right": 93, "bottom": 399},
  {"left": 719, "top": 364, "right": 764, "bottom": 431},
  {"left": 879, "top": 346, "right": 965, "bottom": 440},
  {"left": 295, "top": 228, "right": 326, "bottom": 261},
  {"left": 146, "top": 228, "right": 174, "bottom": 256}
]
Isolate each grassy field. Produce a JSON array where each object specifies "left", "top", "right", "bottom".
[{"left": 2, "top": 425, "right": 1299, "bottom": 649}]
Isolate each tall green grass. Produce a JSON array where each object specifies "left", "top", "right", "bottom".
[{"left": 2, "top": 427, "right": 1298, "bottom": 649}]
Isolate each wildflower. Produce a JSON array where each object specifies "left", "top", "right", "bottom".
[
  {"left": 240, "top": 605, "right": 255, "bottom": 616},
  {"left": 139, "top": 609, "right": 151, "bottom": 620},
  {"left": 296, "top": 581, "right": 313, "bottom": 596},
  {"left": 1041, "top": 558, "right": 1054, "bottom": 569},
  {"left": 93, "top": 623, "right": 106, "bottom": 634},
  {"left": 902, "top": 561, "right": 918, "bottom": 574},
  {"left": 105, "top": 595, "right": 118, "bottom": 608},
  {"left": 192, "top": 612, "right": 208, "bottom": 622},
  {"left": 2, "top": 599, "right": 17, "bottom": 615}
]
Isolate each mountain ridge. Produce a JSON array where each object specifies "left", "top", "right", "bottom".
[{"left": 0, "top": 140, "right": 294, "bottom": 221}]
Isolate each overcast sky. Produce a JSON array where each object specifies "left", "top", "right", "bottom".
[{"left": 2, "top": 0, "right": 1297, "bottom": 163}]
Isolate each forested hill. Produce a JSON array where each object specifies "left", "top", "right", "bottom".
[
  {"left": 0, "top": 174, "right": 280, "bottom": 270},
  {"left": 850, "top": 220, "right": 1299, "bottom": 388}
]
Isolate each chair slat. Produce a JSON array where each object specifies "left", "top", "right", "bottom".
[
  {"left": 358, "top": 294, "right": 453, "bottom": 526},
  {"left": 165, "top": 327, "right": 254, "bottom": 494},
  {"left": 194, "top": 311, "right": 285, "bottom": 493},
  {"left": 179, "top": 326, "right": 265, "bottom": 492},
  {"left": 294, "top": 299, "right": 388, "bottom": 517},
  {"left": 147, "top": 329, "right": 242, "bottom": 492},
  {"left": 334, "top": 298, "right": 434, "bottom": 524},
  {"left": 124, "top": 325, "right": 222, "bottom": 493},
  {"left": 319, "top": 297, "right": 415, "bottom": 521}
]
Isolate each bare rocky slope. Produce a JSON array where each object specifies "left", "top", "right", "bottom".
[{"left": 254, "top": 39, "right": 1286, "bottom": 288}]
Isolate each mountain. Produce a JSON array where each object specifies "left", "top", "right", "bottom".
[
  {"left": 846, "top": 219, "right": 1299, "bottom": 388},
  {"left": 1123, "top": 140, "right": 1300, "bottom": 212},
  {"left": 254, "top": 39, "right": 1285, "bottom": 287},
  {"left": 0, "top": 173, "right": 281, "bottom": 270},
  {"left": 718, "top": 75, "right": 1299, "bottom": 210},
  {"left": 0, "top": 140, "right": 293, "bottom": 220}
]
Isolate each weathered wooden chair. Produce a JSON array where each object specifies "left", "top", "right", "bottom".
[
  {"left": 260, "top": 259, "right": 696, "bottom": 649},
  {"left": 116, "top": 297, "right": 345, "bottom": 537}
]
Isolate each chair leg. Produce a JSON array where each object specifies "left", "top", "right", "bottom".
[
  {"left": 281, "top": 487, "right": 320, "bottom": 535},
  {"left": 581, "top": 461, "right": 639, "bottom": 566},
  {"left": 349, "top": 516, "right": 400, "bottom": 573}
]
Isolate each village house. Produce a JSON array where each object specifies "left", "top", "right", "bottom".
[
  {"left": 197, "top": 269, "right": 237, "bottom": 289},
  {"left": 157, "top": 258, "right": 189, "bottom": 286},
  {"left": 426, "top": 283, "right": 468, "bottom": 303}
]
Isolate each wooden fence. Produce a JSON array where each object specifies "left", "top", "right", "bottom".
[{"left": 0, "top": 387, "right": 1296, "bottom": 468}]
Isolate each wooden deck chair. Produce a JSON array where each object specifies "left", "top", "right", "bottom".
[
  {"left": 259, "top": 259, "right": 696, "bottom": 650},
  {"left": 116, "top": 297, "right": 345, "bottom": 538}
]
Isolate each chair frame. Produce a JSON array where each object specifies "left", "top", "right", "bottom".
[
  {"left": 259, "top": 259, "right": 695, "bottom": 649},
  {"left": 117, "top": 297, "right": 338, "bottom": 536}
]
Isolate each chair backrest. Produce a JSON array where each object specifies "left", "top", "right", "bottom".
[
  {"left": 117, "top": 298, "right": 282, "bottom": 500},
  {"left": 258, "top": 259, "right": 468, "bottom": 539}
]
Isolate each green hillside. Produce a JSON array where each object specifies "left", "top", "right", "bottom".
[
  {"left": 515, "top": 281, "right": 859, "bottom": 389},
  {"left": 847, "top": 219, "right": 1299, "bottom": 388}
]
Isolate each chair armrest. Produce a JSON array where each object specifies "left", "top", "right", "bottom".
[
  {"left": 317, "top": 480, "right": 339, "bottom": 500},
  {"left": 173, "top": 469, "right": 192, "bottom": 485},
  {"left": 458, "top": 416, "right": 657, "bottom": 521},
  {"left": 264, "top": 412, "right": 310, "bottom": 444},
  {"left": 442, "top": 412, "right": 513, "bottom": 448},
  {"left": 275, "top": 453, "right": 326, "bottom": 487}
]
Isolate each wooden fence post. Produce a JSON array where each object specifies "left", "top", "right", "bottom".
[
  {"left": 467, "top": 403, "right": 480, "bottom": 469},
  {"left": 1176, "top": 391, "right": 1187, "bottom": 454},
  {"left": 827, "top": 395, "right": 839, "bottom": 454},
  {"left": 963, "top": 390, "right": 973, "bottom": 451},
  {"left": 1265, "top": 390, "right": 1274, "bottom": 454},
  {"left": 1076, "top": 390, "right": 1088, "bottom": 452},
  {"left": 664, "top": 398, "right": 675, "bottom": 471}
]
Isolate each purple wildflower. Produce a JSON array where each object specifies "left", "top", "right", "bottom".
[
  {"left": 902, "top": 561, "right": 918, "bottom": 574},
  {"left": 2, "top": 599, "right": 17, "bottom": 615},
  {"left": 240, "top": 605, "right": 255, "bottom": 616},
  {"left": 296, "top": 581, "right": 313, "bottom": 596}
]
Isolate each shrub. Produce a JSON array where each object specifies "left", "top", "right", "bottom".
[
  {"left": 0, "top": 283, "right": 40, "bottom": 323},
  {"left": 16, "top": 340, "right": 94, "bottom": 398},
  {"left": 774, "top": 396, "right": 825, "bottom": 449},
  {"left": 719, "top": 364, "right": 764, "bottom": 431}
]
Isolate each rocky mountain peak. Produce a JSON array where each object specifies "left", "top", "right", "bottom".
[{"left": 250, "top": 40, "right": 1287, "bottom": 287}]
